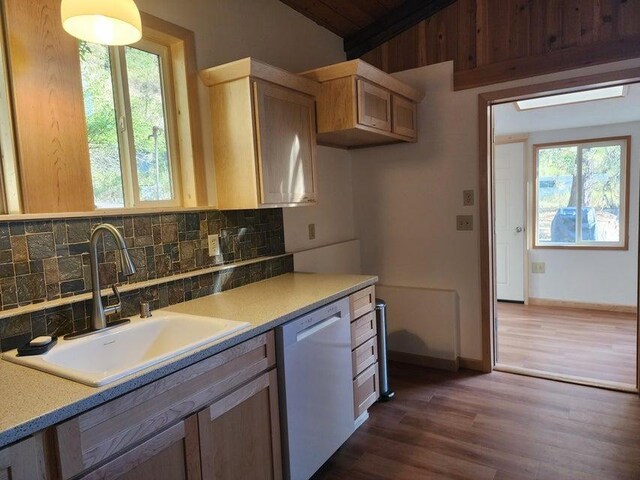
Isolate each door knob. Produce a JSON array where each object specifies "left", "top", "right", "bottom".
[{"left": 515, "top": 226, "right": 524, "bottom": 233}]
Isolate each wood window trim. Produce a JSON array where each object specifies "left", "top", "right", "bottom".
[
  {"left": 478, "top": 66, "right": 640, "bottom": 378},
  {"left": 531, "top": 136, "right": 631, "bottom": 251},
  {"left": 139, "top": 12, "right": 207, "bottom": 208}
]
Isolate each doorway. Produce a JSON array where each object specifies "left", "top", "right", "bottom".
[{"left": 479, "top": 69, "right": 640, "bottom": 392}]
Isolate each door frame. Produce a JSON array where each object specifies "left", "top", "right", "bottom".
[{"left": 478, "top": 67, "right": 640, "bottom": 391}]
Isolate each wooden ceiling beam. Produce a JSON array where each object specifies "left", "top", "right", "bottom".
[{"left": 344, "top": 0, "right": 457, "bottom": 60}]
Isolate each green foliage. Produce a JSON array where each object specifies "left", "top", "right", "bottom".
[{"left": 79, "top": 41, "right": 173, "bottom": 207}]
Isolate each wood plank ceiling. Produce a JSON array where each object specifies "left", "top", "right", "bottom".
[{"left": 279, "top": 0, "right": 407, "bottom": 38}]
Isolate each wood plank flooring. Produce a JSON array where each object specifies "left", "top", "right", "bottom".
[
  {"left": 496, "top": 302, "right": 637, "bottom": 387},
  {"left": 313, "top": 363, "right": 640, "bottom": 480}
]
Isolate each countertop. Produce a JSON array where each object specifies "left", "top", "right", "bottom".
[{"left": 0, "top": 272, "right": 377, "bottom": 448}]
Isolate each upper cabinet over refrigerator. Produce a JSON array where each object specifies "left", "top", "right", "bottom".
[{"left": 201, "top": 58, "right": 320, "bottom": 210}]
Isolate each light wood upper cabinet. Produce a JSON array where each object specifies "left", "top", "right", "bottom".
[
  {"left": 198, "top": 370, "right": 282, "bottom": 480},
  {"left": 301, "top": 60, "right": 424, "bottom": 149},
  {"left": 3, "top": 0, "right": 95, "bottom": 213},
  {"left": 253, "top": 81, "right": 317, "bottom": 206},
  {"left": 201, "top": 58, "right": 319, "bottom": 209}
]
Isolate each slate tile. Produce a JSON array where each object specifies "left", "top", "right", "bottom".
[
  {"left": 133, "top": 216, "right": 152, "bottom": 236},
  {"left": 161, "top": 223, "right": 178, "bottom": 243},
  {"left": 9, "top": 222, "right": 25, "bottom": 235},
  {"left": 58, "top": 256, "right": 83, "bottom": 281},
  {"left": 53, "top": 220, "right": 67, "bottom": 245},
  {"left": 25, "top": 221, "right": 53, "bottom": 233},
  {"left": 185, "top": 213, "right": 199, "bottom": 231},
  {"left": 26, "top": 233, "right": 55, "bottom": 260},
  {"left": 0, "top": 224, "right": 10, "bottom": 250},
  {"left": 67, "top": 219, "right": 91, "bottom": 243},
  {"left": 16, "top": 273, "right": 46, "bottom": 303},
  {"left": 0, "top": 250, "right": 13, "bottom": 264},
  {"left": 14, "top": 262, "right": 29, "bottom": 276},
  {"left": 0, "top": 263, "right": 14, "bottom": 279},
  {"left": 60, "top": 279, "right": 85, "bottom": 295},
  {"left": 11, "top": 236, "right": 27, "bottom": 262}
]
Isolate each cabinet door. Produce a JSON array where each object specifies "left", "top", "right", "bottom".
[
  {"left": 0, "top": 435, "right": 47, "bottom": 480},
  {"left": 198, "top": 369, "right": 282, "bottom": 480},
  {"left": 392, "top": 95, "right": 417, "bottom": 139},
  {"left": 80, "top": 417, "right": 201, "bottom": 480},
  {"left": 357, "top": 79, "right": 391, "bottom": 132},
  {"left": 253, "top": 81, "right": 317, "bottom": 206}
]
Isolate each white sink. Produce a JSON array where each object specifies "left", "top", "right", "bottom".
[{"left": 2, "top": 310, "right": 250, "bottom": 387}]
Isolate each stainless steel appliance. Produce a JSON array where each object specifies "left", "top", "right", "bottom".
[{"left": 277, "top": 298, "right": 354, "bottom": 480}]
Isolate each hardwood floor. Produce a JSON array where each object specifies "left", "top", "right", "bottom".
[
  {"left": 496, "top": 302, "right": 637, "bottom": 387},
  {"left": 313, "top": 363, "right": 640, "bottom": 480}
]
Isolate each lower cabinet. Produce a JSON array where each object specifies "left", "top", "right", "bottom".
[
  {"left": 79, "top": 416, "right": 201, "bottom": 480},
  {"left": 54, "top": 332, "right": 280, "bottom": 480},
  {"left": 199, "top": 370, "right": 282, "bottom": 480},
  {"left": 0, "top": 435, "right": 47, "bottom": 480}
]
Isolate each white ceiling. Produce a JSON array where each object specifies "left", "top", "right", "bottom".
[{"left": 494, "top": 83, "right": 640, "bottom": 136}]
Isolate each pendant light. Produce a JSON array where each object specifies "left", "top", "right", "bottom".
[{"left": 61, "top": 0, "right": 142, "bottom": 46}]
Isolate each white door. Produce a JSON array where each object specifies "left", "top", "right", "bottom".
[{"left": 495, "top": 142, "right": 526, "bottom": 302}]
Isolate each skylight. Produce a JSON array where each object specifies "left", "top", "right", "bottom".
[{"left": 515, "top": 85, "right": 627, "bottom": 111}]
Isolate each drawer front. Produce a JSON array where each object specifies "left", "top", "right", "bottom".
[
  {"left": 352, "top": 336, "right": 378, "bottom": 377},
  {"left": 353, "top": 362, "right": 379, "bottom": 419},
  {"left": 56, "top": 332, "right": 275, "bottom": 479},
  {"left": 350, "top": 285, "right": 375, "bottom": 320},
  {"left": 351, "top": 311, "right": 376, "bottom": 350}
]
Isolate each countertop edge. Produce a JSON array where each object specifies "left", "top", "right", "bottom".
[{"left": 0, "top": 274, "right": 377, "bottom": 448}]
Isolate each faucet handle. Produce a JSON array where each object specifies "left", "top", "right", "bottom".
[{"left": 104, "top": 284, "right": 123, "bottom": 315}]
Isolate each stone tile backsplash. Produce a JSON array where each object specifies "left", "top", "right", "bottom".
[{"left": 0, "top": 208, "right": 291, "bottom": 351}]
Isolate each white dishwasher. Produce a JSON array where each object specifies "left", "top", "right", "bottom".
[{"left": 277, "top": 298, "right": 354, "bottom": 480}]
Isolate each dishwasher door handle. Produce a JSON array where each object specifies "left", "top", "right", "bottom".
[{"left": 296, "top": 315, "right": 340, "bottom": 342}]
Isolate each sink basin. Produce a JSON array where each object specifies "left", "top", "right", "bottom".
[{"left": 2, "top": 310, "right": 250, "bottom": 387}]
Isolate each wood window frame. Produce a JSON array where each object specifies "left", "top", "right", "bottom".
[
  {"left": 532, "top": 136, "right": 631, "bottom": 251},
  {"left": 87, "top": 12, "right": 206, "bottom": 211},
  {"left": 478, "top": 67, "right": 640, "bottom": 388}
]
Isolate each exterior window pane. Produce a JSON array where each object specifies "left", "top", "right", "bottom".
[
  {"left": 581, "top": 144, "right": 622, "bottom": 243},
  {"left": 79, "top": 41, "right": 125, "bottom": 208},
  {"left": 125, "top": 46, "right": 174, "bottom": 202},
  {"left": 537, "top": 146, "right": 577, "bottom": 244}
]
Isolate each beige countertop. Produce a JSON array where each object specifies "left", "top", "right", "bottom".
[{"left": 0, "top": 272, "right": 377, "bottom": 448}]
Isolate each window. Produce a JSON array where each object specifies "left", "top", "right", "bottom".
[
  {"left": 534, "top": 137, "right": 629, "bottom": 248},
  {"left": 79, "top": 38, "right": 180, "bottom": 209}
]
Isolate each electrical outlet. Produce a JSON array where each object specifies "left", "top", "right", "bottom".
[
  {"left": 207, "top": 234, "right": 220, "bottom": 256},
  {"left": 308, "top": 223, "right": 316, "bottom": 240},
  {"left": 531, "top": 262, "right": 546, "bottom": 274},
  {"left": 456, "top": 215, "right": 474, "bottom": 231},
  {"left": 463, "top": 189, "right": 475, "bottom": 206}
]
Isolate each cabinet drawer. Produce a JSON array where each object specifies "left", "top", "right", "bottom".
[
  {"left": 352, "top": 336, "right": 378, "bottom": 377},
  {"left": 351, "top": 311, "right": 376, "bottom": 349},
  {"left": 353, "top": 362, "right": 379, "bottom": 419},
  {"left": 349, "top": 286, "right": 375, "bottom": 320},
  {"left": 56, "top": 332, "right": 275, "bottom": 479}
]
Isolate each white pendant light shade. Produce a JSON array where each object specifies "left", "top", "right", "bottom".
[{"left": 61, "top": 0, "right": 142, "bottom": 46}]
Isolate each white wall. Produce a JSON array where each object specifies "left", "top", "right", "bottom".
[
  {"left": 135, "top": 0, "right": 355, "bottom": 254},
  {"left": 351, "top": 58, "right": 640, "bottom": 361},
  {"left": 525, "top": 123, "right": 640, "bottom": 306}
]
